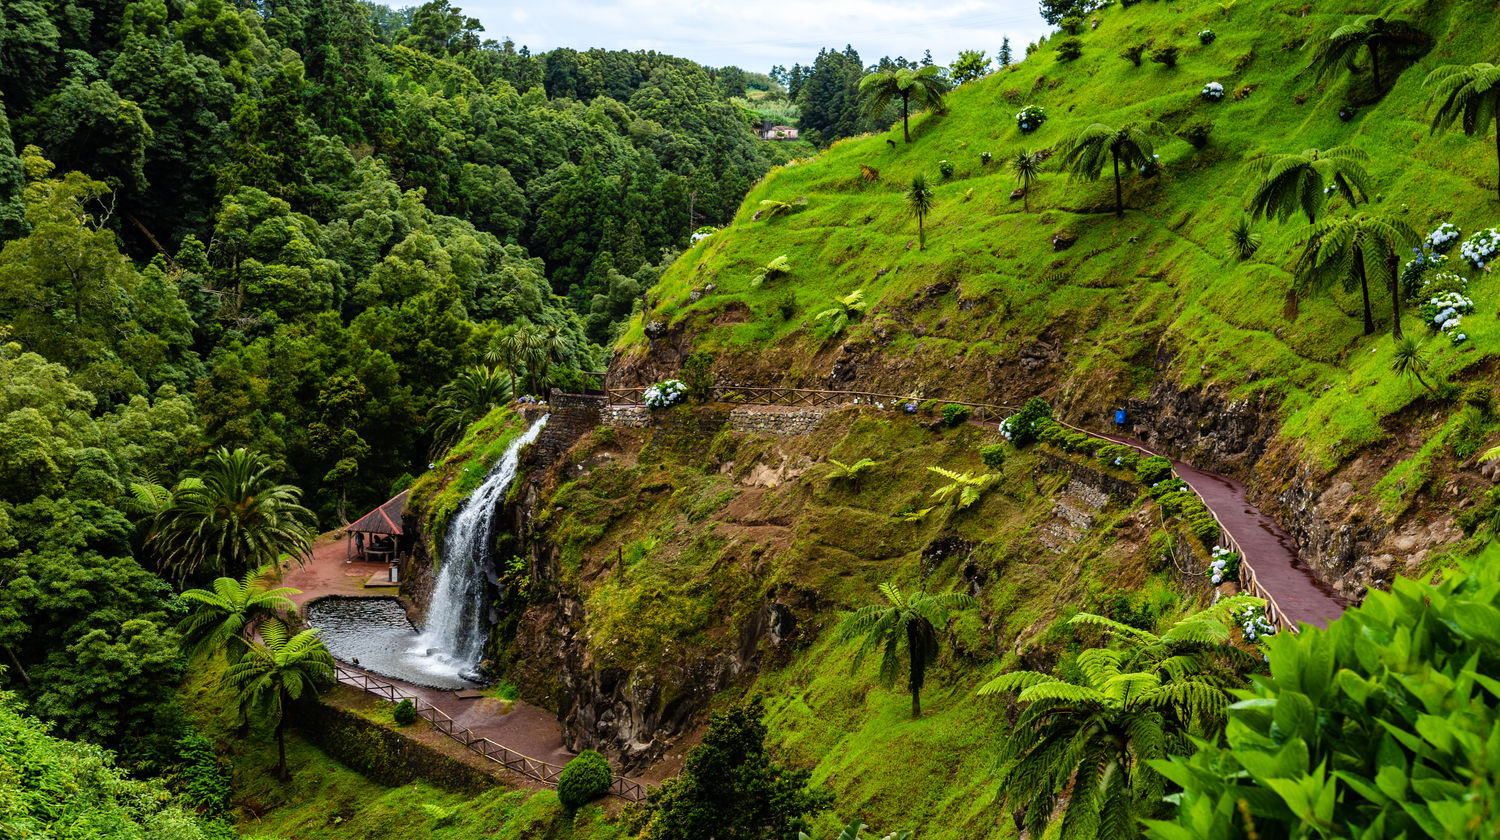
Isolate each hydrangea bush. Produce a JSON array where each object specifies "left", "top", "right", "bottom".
[
  {"left": 1016, "top": 104, "right": 1046, "bottom": 133},
  {"left": 643, "top": 379, "right": 687, "bottom": 408},
  {"left": 1200, "top": 81, "right": 1224, "bottom": 102},
  {"left": 1459, "top": 227, "right": 1500, "bottom": 270},
  {"left": 1138, "top": 153, "right": 1161, "bottom": 176},
  {"left": 1198, "top": 29, "right": 1216, "bottom": 44},
  {"left": 938, "top": 159, "right": 955, "bottom": 178},
  {"left": 1426, "top": 222, "right": 1461, "bottom": 252},
  {"left": 1209, "top": 546, "right": 1240, "bottom": 585},
  {"left": 1238, "top": 603, "right": 1277, "bottom": 642},
  {"left": 1420, "top": 290, "right": 1474, "bottom": 344}
]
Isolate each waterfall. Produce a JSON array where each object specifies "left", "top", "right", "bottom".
[{"left": 413, "top": 414, "right": 547, "bottom": 677}]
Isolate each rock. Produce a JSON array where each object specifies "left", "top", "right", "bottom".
[
  {"left": 688, "top": 289, "right": 702, "bottom": 302},
  {"left": 1052, "top": 232, "right": 1077, "bottom": 251},
  {"left": 644, "top": 320, "right": 668, "bottom": 339},
  {"left": 1009, "top": 187, "right": 1026, "bottom": 201}
]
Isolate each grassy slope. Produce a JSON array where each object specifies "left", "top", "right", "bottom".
[{"left": 623, "top": 0, "right": 1500, "bottom": 473}]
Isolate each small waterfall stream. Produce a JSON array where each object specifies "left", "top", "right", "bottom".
[{"left": 413, "top": 414, "right": 547, "bottom": 681}]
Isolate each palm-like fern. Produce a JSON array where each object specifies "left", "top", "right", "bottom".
[
  {"left": 1010, "top": 149, "right": 1044, "bottom": 213},
  {"left": 1243, "top": 145, "right": 1372, "bottom": 224},
  {"left": 427, "top": 364, "right": 512, "bottom": 455},
  {"left": 927, "top": 466, "right": 996, "bottom": 510},
  {"left": 800, "top": 821, "right": 912, "bottom": 840},
  {"left": 1059, "top": 121, "right": 1164, "bottom": 218},
  {"left": 1305, "top": 15, "right": 1429, "bottom": 95},
  {"left": 839, "top": 581, "right": 978, "bottom": 718},
  {"left": 1226, "top": 215, "right": 1262, "bottom": 260},
  {"left": 177, "top": 565, "right": 301, "bottom": 662},
  {"left": 859, "top": 65, "right": 952, "bottom": 143},
  {"left": 826, "top": 457, "right": 878, "bottom": 492},
  {"left": 750, "top": 254, "right": 792, "bottom": 287},
  {"left": 223, "top": 620, "right": 334, "bottom": 780},
  {"left": 1294, "top": 212, "right": 1417, "bottom": 338},
  {"left": 1425, "top": 62, "right": 1500, "bottom": 202},
  {"left": 814, "top": 289, "right": 868, "bottom": 334}
]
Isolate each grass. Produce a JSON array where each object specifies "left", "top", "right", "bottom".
[
  {"left": 408, "top": 405, "right": 529, "bottom": 553},
  {"left": 619, "top": 0, "right": 1500, "bottom": 475}
]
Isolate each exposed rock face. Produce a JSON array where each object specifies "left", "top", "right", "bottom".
[{"left": 1124, "top": 381, "right": 1279, "bottom": 477}]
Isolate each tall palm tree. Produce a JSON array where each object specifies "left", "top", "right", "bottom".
[
  {"left": 152, "top": 448, "right": 317, "bottom": 582},
  {"left": 1243, "top": 146, "right": 1373, "bottom": 223},
  {"left": 838, "top": 581, "right": 977, "bottom": 718},
  {"left": 223, "top": 621, "right": 335, "bottom": 780},
  {"left": 1294, "top": 213, "right": 1417, "bottom": 338},
  {"left": 485, "top": 329, "right": 525, "bottom": 398},
  {"left": 1010, "top": 149, "right": 1043, "bottom": 213},
  {"left": 858, "top": 65, "right": 952, "bottom": 143},
  {"left": 1425, "top": 63, "right": 1500, "bottom": 202},
  {"left": 428, "top": 364, "right": 511, "bottom": 454},
  {"left": 905, "top": 174, "right": 936, "bottom": 250},
  {"left": 537, "top": 325, "right": 572, "bottom": 392},
  {"left": 1305, "top": 15, "right": 1429, "bottom": 95},
  {"left": 177, "top": 566, "right": 301, "bottom": 662},
  {"left": 978, "top": 601, "right": 1258, "bottom": 840},
  {"left": 1059, "top": 121, "right": 1164, "bottom": 218},
  {"left": 1391, "top": 337, "right": 1437, "bottom": 393}
]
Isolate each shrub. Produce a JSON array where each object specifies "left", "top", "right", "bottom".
[
  {"left": 1097, "top": 444, "right": 1139, "bottom": 471},
  {"left": 1056, "top": 38, "right": 1083, "bottom": 61},
  {"left": 1209, "top": 546, "right": 1240, "bottom": 585},
  {"left": 938, "top": 159, "right": 955, "bottom": 179},
  {"left": 980, "top": 151, "right": 992, "bottom": 165},
  {"left": 682, "top": 352, "right": 714, "bottom": 403},
  {"left": 918, "top": 398, "right": 940, "bottom": 415},
  {"left": 393, "top": 698, "right": 418, "bottom": 726},
  {"left": 775, "top": 290, "right": 797, "bottom": 320},
  {"left": 941, "top": 403, "right": 971, "bottom": 427},
  {"left": 1000, "top": 397, "right": 1053, "bottom": 445},
  {"left": 1200, "top": 81, "right": 1224, "bottom": 102},
  {"left": 1463, "top": 382, "right": 1494, "bottom": 416},
  {"left": 1120, "top": 44, "right": 1146, "bottom": 66},
  {"left": 1227, "top": 215, "right": 1261, "bottom": 261},
  {"left": 1136, "top": 455, "right": 1173, "bottom": 485},
  {"left": 557, "top": 749, "right": 613, "bottom": 810},
  {"left": 1038, "top": 422, "right": 1068, "bottom": 444},
  {"left": 1459, "top": 227, "right": 1500, "bottom": 270},
  {"left": 1151, "top": 45, "right": 1181, "bottom": 68},
  {"left": 1426, "top": 221, "right": 1461, "bottom": 253},
  {"left": 980, "top": 444, "right": 1006, "bottom": 468},
  {"left": 1198, "top": 29, "right": 1216, "bottom": 44},
  {"left": 1059, "top": 15, "right": 1083, "bottom": 34},
  {"left": 643, "top": 379, "right": 688, "bottom": 408},
  {"left": 1015, "top": 104, "right": 1047, "bottom": 133},
  {"left": 1177, "top": 117, "right": 1213, "bottom": 149}
]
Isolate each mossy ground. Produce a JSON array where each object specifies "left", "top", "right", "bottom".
[
  {"left": 407, "top": 405, "right": 529, "bottom": 553},
  {"left": 622, "top": 0, "right": 1500, "bottom": 475}
]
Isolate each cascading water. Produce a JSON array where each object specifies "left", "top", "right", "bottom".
[{"left": 410, "top": 414, "right": 547, "bottom": 682}]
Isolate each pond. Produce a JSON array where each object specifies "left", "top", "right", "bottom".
[{"left": 305, "top": 596, "right": 478, "bottom": 690}]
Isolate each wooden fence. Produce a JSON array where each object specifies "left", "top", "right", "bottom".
[
  {"left": 607, "top": 385, "right": 1015, "bottom": 422},
  {"left": 331, "top": 665, "right": 652, "bottom": 802}
]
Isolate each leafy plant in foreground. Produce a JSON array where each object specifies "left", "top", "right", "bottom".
[
  {"left": 839, "top": 582, "right": 977, "bottom": 718},
  {"left": 814, "top": 288, "right": 868, "bottom": 333},
  {"left": 801, "top": 820, "right": 911, "bottom": 840},
  {"left": 222, "top": 620, "right": 334, "bottom": 781}
]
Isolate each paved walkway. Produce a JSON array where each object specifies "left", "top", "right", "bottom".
[
  {"left": 1097, "top": 433, "right": 1346, "bottom": 629},
  {"left": 281, "top": 533, "right": 577, "bottom": 769}
]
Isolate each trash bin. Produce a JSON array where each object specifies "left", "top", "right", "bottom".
[
  {"left": 1114, "top": 409, "right": 1127, "bottom": 426},
  {"left": 388, "top": 562, "right": 399, "bottom": 583}
]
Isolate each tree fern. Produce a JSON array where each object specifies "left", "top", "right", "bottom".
[{"left": 838, "top": 581, "right": 977, "bottom": 717}]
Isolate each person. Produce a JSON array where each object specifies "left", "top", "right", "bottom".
[{"left": 355, "top": 531, "right": 365, "bottom": 558}]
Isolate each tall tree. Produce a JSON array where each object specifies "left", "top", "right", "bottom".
[
  {"left": 905, "top": 174, "right": 936, "bottom": 250},
  {"left": 838, "top": 581, "right": 977, "bottom": 718},
  {"left": 858, "top": 65, "right": 951, "bottom": 143},
  {"left": 1244, "top": 146, "right": 1373, "bottom": 224},
  {"left": 1293, "top": 213, "right": 1417, "bottom": 338},
  {"left": 151, "top": 448, "right": 317, "bottom": 582},
  {"left": 1424, "top": 62, "right": 1500, "bottom": 202},
  {"left": 999, "top": 37, "right": 1013, "bottom": 68},
  {"left": 177, "top": 566, "right": 301, "bottom": 662},
  {"left": 950, "top": 50, "right": 990, "bottom": 85},
  {"left": 1059, "top": 121, "right": 1164, "bottom": 218},
  {"left": 222, "top": 620, "right": 334, "bottom": 781},
  {"left": 1305, "top": 15, "right": 1429, "bottom": 95},
  {"left": 426, "top": 364, "right": 511, "bottom": 453}
]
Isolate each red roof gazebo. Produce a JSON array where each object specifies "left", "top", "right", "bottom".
[{"left": 345, "top": 489, "right": 408, "bottom": 561}]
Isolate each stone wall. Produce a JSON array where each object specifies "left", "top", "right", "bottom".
[
  {"left": 600, "top": 403, "right": 829, "bottom": 436},
  {"left": 299, "top": 697, "right": 494, "bottom": 795},
  {"left": 1034, "top": 451, "right": 1142, "bottom": 505},
  {"left": 602, "top": 405, "right": 650, "bottom": 428},
  {"left": 527, "top": 391, "right": 605, "bottom": 471}
]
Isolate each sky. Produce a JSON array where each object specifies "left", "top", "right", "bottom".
[{"left": 452, "top": 0, "right": 1052, "bottom": 75}]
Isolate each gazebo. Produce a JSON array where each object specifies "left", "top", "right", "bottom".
[{"left": 345, "top": 489, "right": 409, "bottom": 562}]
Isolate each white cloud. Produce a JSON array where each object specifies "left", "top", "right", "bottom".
[{"left": 455, "top": 0, "right": 1049, "bottom": 73}]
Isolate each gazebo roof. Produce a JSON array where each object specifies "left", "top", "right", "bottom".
[{"left": 347, "top": 490, "right": 408, "bottom": 536}]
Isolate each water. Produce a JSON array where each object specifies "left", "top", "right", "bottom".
[
  {"left": 305, "top": 597, "right": 472, "bottom": 690},
  {"left": 415, "top": 414, "right": 548, "bottom": 679}
]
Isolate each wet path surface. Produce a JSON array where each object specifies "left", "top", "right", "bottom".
[{"left": 1096, "top": 433, "right": 1346, "bottom": 629}]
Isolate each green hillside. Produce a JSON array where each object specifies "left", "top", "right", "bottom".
[{"left": 622, "top": 0, "right": 1500, "bottom": 475}]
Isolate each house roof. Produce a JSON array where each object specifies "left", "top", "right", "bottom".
[{"left": 347, "top": 490, "right": 408, "bottom": 535}]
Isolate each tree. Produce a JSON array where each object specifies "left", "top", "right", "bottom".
[
  {"left": 640, "top": 698, "right": 832, "bottom": 840},
  {"left": 152, "top": 448, "right": 317, "bottom": 582},
  {"left": 1010, "top": 149, "right": 1044, "bottom": 213},
  {"left": 951, "top": 50, "right": 990, "bottom": 85},
  {"left": 825, "top": 457, "right": 877, "bottom": 492},
  {"left": 1244, "top": 146, "right": 1373, "bottom": 224},
  {"left": 980, "top": 602, "right": 1258, "bottom": 840},
  {"left": 1039, "top": 0, "right": 1085, "bottom": 26},
  {"left": 838, "top": 581, "right": 977, "bottom": 718},
  {"left": 1059, "top": 121, "right": 1164, "bottom": 218},
  {"left": 1293, "top": 213, "right": 1417, "bottom": 338},
  {"left": 858, "top": 65, "right": 951, "bottom": 143},
  {"left": 927, "top": 466, "right": 996, "bottom": 509},
  {"left": 1391, "top": 337, "right": 1437, "bottom": 393},
  {"left": 813, "top": 289, "right": 867, "bottom": 334},
  {"left": 1424, "top": 62, "right": 1500, "bottom": 202},
  {"left": 999, "top": 37, "right": 1013, "bottom": 68},
  {"left": 905, "top": 174, "right": 936, "bottom": 250},
  {"left": 427, "top": 365, "right": 511, "bottom": 454},
  {"left": 1305, "top": 15, "right": 1429, "bottom": 95},
  {"left": 177, "top": 565, "right": 300, "bottom": 663},
  {"left": 222, "top": 620, "right": 334, "bottom": 781}
]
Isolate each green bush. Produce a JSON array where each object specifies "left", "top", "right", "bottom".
[
  {"left": 1059, "top": 15, "right": 1084, "bottom": 34},
  {"left": 918, "top": 398, "right": 940, "bottom": 415},
  {"left": 1150, "top": 45, "right": 1180, "bottom": 68},
  {"left": 1003, "top": 397, "right": 1053, "bottom": 446},
  {"left": 980, "top": 444, "right": 1006, "bottom": 468},
  {"left": 1177, "top": 117, "right": 1214, "bottom": 149},
  {"left": 1136, "top": 455, "right": 1173, "bottom": 485},
  {"left": 1462, "top": 382, "right": 1494, "bottom": 416},
  {"left": 1097, "top": 444, "right": 1139, "bottom": 471},
  {"left": 393, "top": 698, "right": 418, "bottom": 726},
  {"left": 1120, "top": 43, "right": 1146, "bottom": 66},
  {"left": 941, "top": 403, "right": 972, "bottom": 427},
  {"left": 1056, "top": 38, "right": 1084, "bottom": 61},
  {"left": 557, "top": 749, "right": 613, "bottom": 810},
  {"left": 938, "top": 159, "right": 955, "bottom": 179}
]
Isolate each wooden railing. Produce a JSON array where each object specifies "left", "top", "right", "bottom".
[
  {"left": 607, "top": 385, "right": 1016, "bottom": 423},
  {"left": 1049, "top": 420, "right": 1297, "bottom": 635},
  {"left": 331, "top": 665, "right": 652, "bottom": 801}
]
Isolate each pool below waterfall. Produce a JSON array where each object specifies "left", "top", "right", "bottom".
[{"left": 305, "top": 597, "right": 478, "bottom": 690}]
